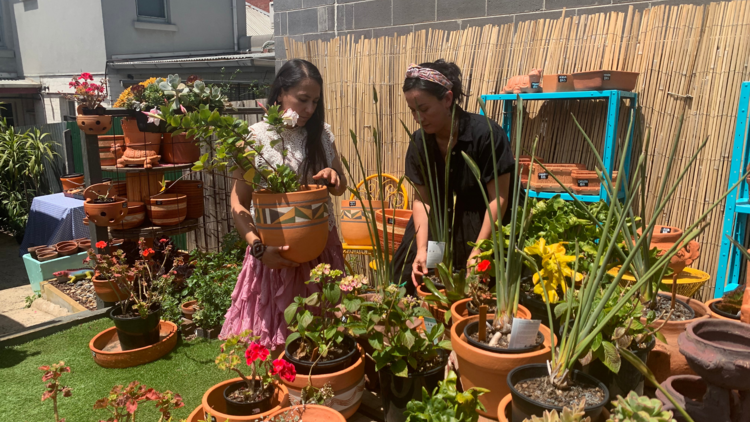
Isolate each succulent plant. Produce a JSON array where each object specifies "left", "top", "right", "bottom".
[
  {"left": 607, "top": 392, "right": 675, "bottom": 422},
  {"left": 523, "top": 400, "right": 590, "bottom": 422}
]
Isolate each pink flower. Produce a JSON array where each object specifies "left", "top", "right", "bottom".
[
  {"left": 78, "top": 72, "right": 93, "bottom": 81},
  {"left": 244, "top": 342, "right": 269, "bottom": 364},
  {"left": 144, "top": 108, "right": 162, "bottom": 125},
  {"left": 68, "top": 81, "right": 77, "bottom": 88},
  {"left": 179, "top": 104, "right": 187, "bottom": 114}
]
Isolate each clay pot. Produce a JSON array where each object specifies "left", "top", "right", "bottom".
[
  {"left": 416, "top": 284, "right": 444, "bottom": 299},
  {"left": 498, "top": 393, "right": 512, "bottom": 422},
  {"left": 118, "top": 202, "right": 146, "bottom": 229},
  {"left": 84, "top": 197, "right": 129, "bottom": 227},
  {"left": 285, "top": 335, "right": 359, "bottom": 375},
  {"left": 529, "top": 164, "right": 586, "bottom": 192},
  {"left": 643, "top": 293, "right": 709, "bottom": 384},
  {"left": 542, "top": 74, "right": 574, "bottom": 92},
  {"left": 89, "top": 321, "right": 178, "bottom": 369},
  {"left": 742, "top": 277, "right": 750, "bottom": 324},
  {"left": 186, "top": 405, "right": 203, "bottom": 422},
  {"left": 374, "top": 209, "right": 412, "bottom": 253},
  {"left": 281, "top": 344, "right": 365, "bottom": 418},
  {"left": 92, "top": 275, "right": 130, "bottom": 303},
  {"left": 147, "top": 193, "right": 188, "bottom": 226},
  {"left": 166, "top": 180, "right": 204, "bottom": 219},
  {"left": 706, "top": 298, "right": 741, "bottom": 320},
  {"left": 646, "top": 225, "right": 701, "bottom": 274},
  {"left": 253, "top": 185, "right": 330, "bottom": 263},
  {"left": 518, "top": 156, "right": 544, "bottom": 188},
  {"left": 27, "top": 245, "right": 48, "bottom": 259},
  {"left": 37, "top": 251, "right": 58, "bottom": 262},
  {"left": 266, "top": 404, "right": 346, "bottom": 422},
  {"left": 655, "top": 375, "right": 710, "bottom": 421},
  {"left": 77, "top": 239, "right": 91, "bottom": 252},
  {"left": 571, "top": 70, "right": 639, "bottom": 91},
  {"left": 56, "top": 243, "right": 78, "bottom": 257},
  {"left": 161, "top": 132, "right": 201, "bottom": 164},
  {"left": 77, "top": 114, "right": 113, "bottom": 135},
  {"left": 98, "top": 135, "right": 125, "bottom": 166},
  {"left": 119, "top": 118, "right": 161, "bottom": 168},
  {"left": 679, "top": 318, "right": 750, "bottom": 390},
  {"left": 451, "top": 307, "right": 552, "bottom": 419},
  {"left": 451, "top": 297, "right": 499, "bottom": 326},
  {"left": 340, "top": 199, "right": 384, "bottom": 246},
  {"left": 202, "top": 379, "right": 289, "bottom": 422},
  {"left": 60, "top": 173, "right": 84, "bottom": 191},
  {"left": 181, "top": 300, "right": 198, "bottom": 320}
]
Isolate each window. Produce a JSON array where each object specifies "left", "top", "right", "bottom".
[{"left": 136, "top": 0, "right": 167, "bottom": 21}]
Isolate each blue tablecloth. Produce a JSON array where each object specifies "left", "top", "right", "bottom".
[{"left": 19, "top": 193, "right": 89, "bottom": 256}]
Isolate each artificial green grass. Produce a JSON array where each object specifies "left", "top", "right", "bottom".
[{"left": 0, "top": 318, "right": 228, "bottom": 421}]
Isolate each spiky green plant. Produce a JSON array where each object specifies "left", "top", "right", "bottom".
[
  {"left": 523, "top": 400, "right": 590, "bottom": 422},
  {"left": 607, "top": 392, "right": 675, "bottom": 422}
]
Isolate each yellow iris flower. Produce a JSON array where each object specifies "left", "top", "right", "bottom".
[{"left": 524, "top": 238, "right": 583, "bottom": 303}]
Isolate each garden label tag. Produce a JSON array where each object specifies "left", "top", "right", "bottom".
[
  {"left": 422, "top": 316, "right": 438, "bottom": 338},
  {"left": 538, "top": 172, "right": 548, "bottom": 180},
  {"left": 508, "top": 318, "right": 541, "bottom": 349},
  {"left": 349, "top": 200, "right": 357, "bottom": 206},
  {"left": 604, "top": 73, "right": 611, "bottom": 80},
  {"left": 387, "top": 217, "right": 395, "bottom": 224},
  {"left": 531, "top": 82, "right": 540, "bottom": 89},
  {"left": 661, "top": 227, "right": 671, "bottom": 233},
  {"left": 578, "top": 179, "right": 589, "bottom": 187},
  {"left": 558, "top": 75, "right": 568, "bottom": 82},
  {"left": 426, "top": 241, "right": 446, "bottom": 269}
]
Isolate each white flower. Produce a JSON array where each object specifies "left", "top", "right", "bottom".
[{"left": 281, "top": 109, "right": 299, "bottom": 127}]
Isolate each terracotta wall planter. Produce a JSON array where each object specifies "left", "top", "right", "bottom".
[
  {"left": 167, "top": 180, "right": 204, "bottom": 219},
  {"left": 281, "top": 345, "right": 365, "bottom": 419},
  {"left": 529, "top": 164, "right": 586, "bottom": 192},
  {"left": 253, "top": 185, "right": 330, "bottom": 263},
  {"left": 119, "top": 118, "right": 161, "bottom": 168},
  {"left": 161, "top": 132, "right": 201, "bottom": 164},
  {"left": 118, "top": 202, "right": 146, "bottom": 229},
  {"left": 60, "top": 173, "right": 84, "bottom": 191},
  {"left": 147, "top": 193, "right": 188, "bottom": 226},
  {"left": 340, "top": 199, "right": 383, "bottom": 246},
  {"left": 77, "top": 114, "right": 112, "bottom": 135},
  {"left": 643, "top": 293, "right": 709, "bottom": 383},
  {"left": 374, "top": 209, "right": 412, "bottom": 253},
  {"left": 92, "top": 275, "right": 130, "bottom": 303},
  {"left": 202, "top": 379, "right": 289, "bottom": 422},
  {"left": 450, "top": 307, "right": 551, "bottom": 420},
  {"left": 570, "top": 170, "right": 618, "bottom": 195},
  {"left": 542, "top": 74, "right": 574, "bottom": 92},
  {"left": 266, "top": 404, "right": 346, "bottom": 422},
  {"left": 98, "top": 135, "right": 125, "bottom": 166},
  {"left": 84, "top": 197, "right": 129, "bottom": 227}
]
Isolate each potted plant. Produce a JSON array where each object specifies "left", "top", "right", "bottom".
[
  {"left": 265, "top": 404, "right": 346, "bottom": 422},
  {"left": 607, "top": 392, "right": 675, "bottom": 422},
  {"left": 61, "top": 72, "right": 111, "bottom": 135},
  {"left": 38, "top": 362, "right": 72, "bottom": 422},
  {"left": 83, "top": 184, "right": 129, "bottom": 228},
  {"left": 403, "top": 371, "right": 488, "bottom": 422},
  {"left": 706, "top": 237, "right": 748, "bottom": 321},
  {"left": 84, "top": 240, "right": 131, "bottom": 303},
  {"left": 212, "top": 330, "right": 295, "bottom": 417}
]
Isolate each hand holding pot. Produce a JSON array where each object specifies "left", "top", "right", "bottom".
[
  {"left": 412, "top": 249, "right": 428, "bottom": 287},
  {"left": 262, "top": 245, "right": 300, "bottom": 269}
]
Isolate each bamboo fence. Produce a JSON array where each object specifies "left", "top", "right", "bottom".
[{"left": 284, "top": 1, "right": 750, "bottom": 300}]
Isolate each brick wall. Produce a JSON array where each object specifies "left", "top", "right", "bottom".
[
  {"left": 247, "top": 0, "right": 271, "bottom": 12},
  {"left": 273, "top": 0, "right": 712, "bottom": 66}
]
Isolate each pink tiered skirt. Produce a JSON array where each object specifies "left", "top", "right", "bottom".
[{"left": 219, "top": 227, "right": 346, "bottom": 350}]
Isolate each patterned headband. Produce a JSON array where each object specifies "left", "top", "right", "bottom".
[{"left": 405, "top": 64, "right": 453, "bottom": 90}]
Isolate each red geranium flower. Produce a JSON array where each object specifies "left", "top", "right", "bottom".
[
  {"left": 78, "top": 72, "right": 93, "bottom": 81},
  {"left": 95, "top": 241, "right": 107, "bottom": 249},
  {"left": 244, "top": 342, "right": 269, "bottom": 365},
  {"left": 159, "top": 238, "right": 168, "bottom": 243},
  {"left": 270, "top": 358, "right": 296, "bottom": 382},
  {"left": 142, "top": 248, "right": 155, "bottom": 257},
  {"left": 476, "top": 259, "right": 491, "bottom": 273}
]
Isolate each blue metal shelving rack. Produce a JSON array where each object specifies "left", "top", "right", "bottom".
[
  {"left": 480, "top": 90, "right": 638, "bottom": 204},
  {"left": 714, "top": 81, "right": 750, "bottom": 298}
]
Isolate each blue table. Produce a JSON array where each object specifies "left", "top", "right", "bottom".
[{"left": 19, "top": 193, "right": 89, "bottom": 256}]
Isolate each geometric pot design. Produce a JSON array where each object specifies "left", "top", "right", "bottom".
[
  {"left": 166, "top": 180, "right": 204, "bottom": 219},
  {"left": 147, "top": 193, "right": 188, "bottom": 226},
  {"left": 340, "top": 199, "right": 383, "bottom": 246},
  {"left": 252, "top": 185, "right": 330, "bottom": 264},
  {"left": 374, "top": 208, "right": 412, "bottom": 254}
]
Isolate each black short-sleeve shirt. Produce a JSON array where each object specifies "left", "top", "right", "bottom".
[{"left": 394, "top": 107, "right": 519, "bottom": 287}]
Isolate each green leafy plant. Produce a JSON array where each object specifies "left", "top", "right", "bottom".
[
  {"left": 25, "top": 292, "right": 42, "bottom": 308},
  {"left": 157, "top": 74, "right": 228, "bottom": 113},
  {"left": 607, "top": 392, "right": 675, "bottom": 422},
  {"left": 404, "top": 371, "right": 488, "bottom": 422},
  {"left": 39, "top": 361, "right": 72, "bottom": 422},
  {"left": 522, "top": 400, "right": 590, "bottom": 422}
]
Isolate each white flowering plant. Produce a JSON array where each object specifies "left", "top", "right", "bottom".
[
  {"left": 152, "top": 102, "right": 303, "bottom": 194},
  {"left": 283, "top": 264, "right": 367, "bottom": 362}
]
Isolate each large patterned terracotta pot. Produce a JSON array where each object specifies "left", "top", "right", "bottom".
[
  {"left": 340, "top": 199, "right": 383, "bottom": 246},
  {"left": 147, "top": 193, "right": 187, "bottom": 226},
  {"left": 253, "top": 185, "right": 330, "bottom": 263},
  {"left": 374, "top": 209, "right": 412, "bottom": 254},
  {"left": 167, "top": 180, "right": 204, "bottom": 219}
]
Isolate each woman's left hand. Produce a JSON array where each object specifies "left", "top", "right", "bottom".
[
  {"left": 466, "top": 247, "right": 481, "bottom": 269},
  {"left": 313, "top": 168, "right": 340, "bottom": 190}
]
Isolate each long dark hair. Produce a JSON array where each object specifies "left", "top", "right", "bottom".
[
  {"left": 402, "top": 59, "right": 465, "bottom": 106},
  {"left": 268, "top": 59, "right": 327, "bottom": 184}
]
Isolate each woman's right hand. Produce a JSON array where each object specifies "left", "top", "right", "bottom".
[
  {"left": 411, "top": 250, "right": 428, "bottom": 288},
  {"left": 261, "top": 245, "right": 300, "bottom": 269}
]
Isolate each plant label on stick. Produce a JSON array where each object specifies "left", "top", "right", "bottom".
[
  {"left": 426, "top": 241, "right": 446, "bottom": 269},
  {"left": 508, "top": 319, "right": 541, "bottom": 349}
]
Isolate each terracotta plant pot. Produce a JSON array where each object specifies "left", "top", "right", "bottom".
[
  {"left": 451, "top": 297, "right": 497, "bottom": 326},
  {"left": 187, "top": 405, "right": 203, "bottom": 422},
  {"left": 518, "top": 156, "right": 544, "bottom": 188},
  {"left": 181, "top": 300, "right": 198, "bottom": 320},
  {"left": 147, "top": 193, "right": 188, "bottom": 226},
  {"left": 340, "top": 199, "right": 384, "bottom": 246},
  {"left": 529, "top": 164, "right": 586, "bottom": 192},
  {"left": 646, "top": 225, "right": 701, "bottom": 274},
  {"left": 498, "top": 394, "right": 512, "bottom": 422},
  {"left": 167, "top": 180, "right": 204, "bottom": 219},
  {"left": 54, "top": 240, "right": 77, "bottom": 250},
  {"left": 202, "top": 379, "right": 289, "bottom": 422},
  {"left": 89, "top": 321, "right": 178, "bottom": 369},
  {"left": 161, "top": 132, "right": 201, "bottom": 164},
  {"left": 56, "top": 243, "right": 78, "bottom": 257},
  {"left": 451, "top": 308, "right": 552, "bottom": 419},
  {"left": 266, "top": 404, "right": 346, "bottom": 422},
  {"left": 570, "top": 169, "right": 618, "bottom": 195},
  {"left": 281, "top": 344, "right": 365, "bottom": 418},
  {"left": 98, "top": 135, "right": 125, "bottom": 166},
  {"left": 655, "top": 375, "right": 709, "bottom": 420},
  {"left": 374, "top": 208, "right": 412, "bottom": 253},
  {"left": 37, "top": 251, "right": 58, "bottom": 262},
  {"left": 92, "top": 275, "right": 130, "bottom": 303},
  {"left": 572, "top": 70, "right": 639, "bottom": 91},
  {"left": 77, "top": 239, "right": 91, "bottom": 252},
  {"left": 253, "top": 185, "right": 330, "bottom": 263},
  {"left": 77, "top": 114, "right": 113, "bottom": 135},
  {"left": 416, "top": 284, "right": 444, "bottom": 299},
  {"left": 27, "top": 245, "right": 48, "bottom": 259},
  {"left": 542, "top": 74, "right": 574, "bottom": 92},
  {"left": 119, "top": 118, "right": 161, "bottom": 168},
  {"left": 706, "top": 298, "right": 741, "bottom": 320},
  {"left": 643, "top": 293, "right": 709, "bottom": 384},
  {"left": 60, "top": 173, "right": 84, "bottom": 191},
  {"left": 118, "top": 202, "right": 146, "bottom": 229},
  {"left": 84, "top": 197, "right": 129, "bottom": 227}
]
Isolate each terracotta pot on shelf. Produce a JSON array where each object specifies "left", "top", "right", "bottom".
[
  {"left": 266, "top": 404, "right": 346, "bottom": 422},
  {"left": 161, "top": 132, "right": 201, "bottom": 164},
  {"left": 92, "top": 275, "right": 130, "bottom": 303},
  {"left": 570, "top": 169, "right": 619, "bottom": 195},
  {"left": 181, "top": 300, "right": 198, "bottom": 320},
  {"left": 147, "top": 193, "right": 188, "bottom": 226},
  {"left": 119, "top": 118, "right": 161, "bottom": 168},
  {"left": 77, "top": 239, "right": 91, "bottom": 252},
  {"left": 27, "top": 245, "right": 48, "bottom": 259},
  {"left": 77, "top": 113, "right": 112, "bottom": 135},
  {"left": 281, "top": 344, "right": 365, "bottom": 419},
  {"left": 84, "top": 197, "right": 129, "bottom": 227},
  {"left": 340, "top": 199, "right": 383, "bottom": 246},
  {"left": 374, "top": 208, "right": 412, "bottom": 253},
  {"left": 98, "top": 135, "right": 125, "bottom": 166},
  {"left": 202, "top": 379, "right": 289, "bottom": 422},
  {"left": 56, "top": 243, "right": 78, "bottom": 257},
  {"left": 60, "top": 173, "right": 85, "bottom": 191},
  {"left": 518, "top": 156, "right": 544, "bottom": 188},
  {"left": 542, "top": 74, "right": 575, "bottom": 92},
  {"left": 118, "top": 202, "right": 146, "bottom": 230},
  {"left": 450, "top": 308, "right": 553, "bottom": 420},
  {"left": 529, "top": 164, "right": 586, "bottom": 193},
  {"left": 37, "top": 251, "right": 58, "bottom": 262},
  {"left": 572, "top": 70, "right": 639, "bottom": 91},
  {"left": 166, "top": 180, "right": 204, "bottom": 219},
  {"left": 742, "top": 268, "right": 750, "bottom": 324},
  {"left": 253, "top": 185, "right": 330, "bottom": 264}
]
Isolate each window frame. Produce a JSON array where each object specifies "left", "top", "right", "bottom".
[{"left": 135, "top": 0, "right": 169, "bottom": 23}]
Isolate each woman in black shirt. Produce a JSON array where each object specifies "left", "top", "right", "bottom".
[{"left": 392, "top": 60, "right": 519, "bottom": 294}]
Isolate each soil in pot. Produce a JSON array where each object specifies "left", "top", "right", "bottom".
[
  {"left": 708, "top": 299, "right": 741, "bottom": 320},
  {"left": 285, "top": 334, "right": 358, "bottom": 375},
  {"left": 110, "top": 302, "right": 162, "bottom": 350},
  {"left": 642, "top": 294, "right": 695, "bottom": 321},
  {"left": 223, "top": 380, "right": 274, "bottom": 416},
  {"left": 379, "top": 351, "right": 447, "bottom": 422},
  {"left": 465, "top": 319, "right": 544, "bottom": 353}
]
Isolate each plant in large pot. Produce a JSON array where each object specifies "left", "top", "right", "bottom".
[
  {"left": 84, "top": 240, "right": 131, "bottom": 303},
  {"left": 403, "top": 370, "right": 488, "bottom": 422},
  {"left": 214, "top": 330, "right": 296, "bottom": 416},
  {"left": 61, "top": 72, "right": 111, "bottom": 135}
]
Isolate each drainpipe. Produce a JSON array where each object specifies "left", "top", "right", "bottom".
[{"left": 231, "top": 0, "right": 239, "bottom": 51}]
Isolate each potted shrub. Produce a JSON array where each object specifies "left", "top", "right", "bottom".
[
  {"left": 403, "top": 371, "right": 487, "bottom": 422},
  {"left": 211, "top": 330, "right": 295, "bottom": 417},
  {"left": 61, "top": 72, "right": 111, "bottom": 135}
]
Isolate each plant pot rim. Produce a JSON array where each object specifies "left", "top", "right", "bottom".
[
  {"left": 706, "top": 298, "right": 741, "bottom": 320},
  {"left": 110, "top": 302, "right": 161, "bottom": 320},
  {"left": 203, "top": 378, "right": 289, "bottom": 421},
  {"left": 507, "top": 363, "right": 609, "bottom": 413},
  {"left": 266, "top": 404, "right": 347, "bottom": 422},
  {"left": 149, "top": 193, "right": 187, "bottom": 201},
  {"left": 253, "top": 184, "right": 328, "bottom": 197},
  {"left": 89, "top": 322, "right": 174, "bottom": 356},
  {"left": 464, "top": 319, "right": 545, "bottom": 354},
  {"left": 451, "top": 312, "right": 554, "bottom": 361},
  {"left": 282, "top": 343, "right": 365, "bottom": 389},
  {"left": 223, "top": 379, "right": 274, "bottom": 406},
  {"left": 652, "top": 292, "right": 696, "bottom": 320},
  {"left": 285, "top": 334, "right": 358, "bottom": 371},
  {"left": 61, "top": 173, "right": 84, "bottom": 178},
  {"left": 683, "top": 318, "right": 750, "bottom": 354}
]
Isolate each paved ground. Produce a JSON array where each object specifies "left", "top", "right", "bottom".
[{"left": 0, "top": 233, "right": 62, "bottom": 337}]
